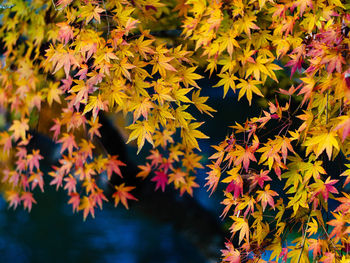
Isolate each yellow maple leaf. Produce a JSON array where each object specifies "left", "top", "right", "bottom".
[
  {"left": 230, "top": 217, "right": 249, "bottom": 244},
  {"left": 9, "top": 119, "right": 29, "bottom": 141},
  {"left": 214, "top": 73, "right": 238, "bottom": 98},
  {"left": 304, "top": 131, "right": 340, "bottom": 160},
  {"left": 237, "top": 79, "right": 263, "bottom": 105},
  {"left": 126, "top": 120, "right": 155, "bottom": 154},
  {"left": 181, "top": 121, "right": 208, "bottom": 151}
]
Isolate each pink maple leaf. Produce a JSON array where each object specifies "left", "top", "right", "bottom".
[{"left": 151, "top": 171, "right": 168, "bottom": 192}]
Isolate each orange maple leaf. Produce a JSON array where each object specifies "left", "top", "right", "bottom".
[{"left": 112, "top": 184, "right": 138, "bottom": 209}]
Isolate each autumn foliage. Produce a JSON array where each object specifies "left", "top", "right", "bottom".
[{"left": 1, "top": 0, "right": 350, "bottom": 262}]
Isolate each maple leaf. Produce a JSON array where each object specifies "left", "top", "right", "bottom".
[
  {"left": 58, "top": 133, "right": 78, "bottom": 155},
  {"left": 320, "top": 252, "right": 335, "bottom": 263},
  {"left": 179, "top": 66, "right": 202, "bottom": 88},
  {"left": 68, "top": 193, "right": 80, "bottom": 213},
  {"left": 45, "top": 82, "right": 63, "bottom": 106},
  {"left": 214, "top": 73, "right": 238, "bottom": 98},
  {"left": 105, "top": 155, "right": 126, "bottom": 180},
  {"left": 174, "top": 105, "right": 195, "bottom": 128},
  {"left": 304, "top": 131, "right": 340, "bottom": 160},
  {"left": 126, "top": 120, "right": 155, "bottom": 154},
  {"left": 220, "top": 192, "right": 235, "bottom": 218},
  {"left": 249, "top": 170, "right": 271, "bottom": 189},
  {"left": 6, "top": 190, "right": 21, "bottom": 210},
  {"left": 267, "top": 239, "right": 282, "bottom": 261},
  {"left": 245, "top": 56, "right": 272, "bottom": 81},
  {"left": 172, "top": 87, "right": 193, "bottom": 104},
  {"left": 219, "top": 29, "right": 240, "bottom": 58},
  {"left": 221, "top": 167, "right": 243, "bottom": 199},
  {"left": 221, "top": 241, "right": 241, "bottom": 263},
  {"left": 233, "top": 145, "right": 257, "bottom": 172},
  {"left": 237, "top": 79, "right": 263, "bottom": 105},
  {"left": 235, "top": 14, "right": 260, "bottom": 39},
  {"left": 21, "top": 192, "right": 37, "bottom": 212},
  {"left": 48, "top": 46, "right": 79, "bottom": 78},
  {"left": 26, "top": 149, "right": 43, "bottom": 172},
  {"left": 64, "top": 175, "right": 77, "bottom": 194},
  {"left": 151, "top": 171, "right": 168, "bottom": 192},
  {"left": 256, "top": 185, "right": 278, "bottom": 211},
  {"left": 28, "top": 171, "right": 44, "bottom": 192},
  {"left": 323, "top": 52, "right": 345, "bottom": 74},
  {"left": 179, "top": 176, "right": 199, "bottom": 196},
  {"left": 311, "top": 177, "right": 339, "bottom": 202},
  {"left": 328, "top": 212, "right": 346, "bottom": 242},
  {"left": 151, "top": 54, "right": 177, "bottom": 77},
  {"left": 136, "top": 163, "right": 152, "bottom": 179},
  {"left": 286, "top": 46, "right": 305, "bottom": 77},
  {"left": 113, "top": 57, "right": 136, "bottom": 81},
  {"left": 191, "top": 90, "right": 216, "bottom": 117},
  {"left": 334, "top": 115, "right": 350, "bottom": 142},
  {"left": 49, "top": 170, "right": 64, "bottom": 190},
  {"left": 87, "top": 116, "right": 102, "bottom": 140},
  {"left": 0, "top": 131, "right": 12, "bottom": 154},
  {"left": 335, "top": 192, "right": 350, "bottom": 213},
  {"left": 146, "top": 149, "right": 163, "bottom": 167},
  {"left": 82, "top": 179, "right": 97, "bottom": 194},
  {"left": 57, "top": 22, "right": 74, "bottom": 45},
  {"left": 76, "top": 163, "right": 96, "bottom": 181},
  {"left": 168, "top": 168, "right": 187, "bottom": 188},
  {"left": 83, "top": 94, "right": 108, "bottom": 120},
  {"left": 91, "top": 188, "right": 108, "bottom": 210},
  {"left": 80, "top": 4, "right": 105, "bottom": 24},
  {"left": 79, "top": 196, "right": 96, "bottom": 220},
  {"left": 205, "top": 163, "right": 221, "bottom": 195},
  {"left": 153, "top": 129, "right": 175, "bottom": 148},
  {"left": 9, "top": 119, "right": 29, "bottom": 141},
  {"left": 181, "top": 122, "right": 208, "bottom": 151},
  {"left": 230, "top": 217, "right": 249, "bottom": 245},
  {"left": 131, "top": 97, "right": 154, "bottom": 121},
  {"left": 308, "top": 239, "right": 322, "bottom": 258},
  {"left": 56, "top": 0, "right": 73, "bottom": 8},
  {"left": 50, "top": 119, "right": 61, "bottom": 141},
  {"left": 112, "top": 184, "right": 138, "bottom": 209},
  {"left": 134, "top": 35, "right": 155, "bottom": 59}
]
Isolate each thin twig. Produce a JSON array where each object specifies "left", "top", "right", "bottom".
[
  {"left": 51, "top": 0, "right": 57, "bottom": 10},
  {"left": 319, "top": 218, "right": 341, "bottom": 256},
  {"left": 297, "top": 211, "right": 311, "bottom": 263},
  {"left": 101, "top": 0, "right": 110, "bottom": 37},
  {"left": 326, "top": 90, "right": 329, "bottom": 124}
]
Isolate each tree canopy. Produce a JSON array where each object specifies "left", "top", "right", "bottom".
[{"left": 1, "top": 0, "right": 350, "bottom": 262}]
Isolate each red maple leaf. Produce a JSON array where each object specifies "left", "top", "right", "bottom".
[
  {"left": 151, "top": 171, "right": 168, "bottom": 192},
  {"left": 249, "top": 170, "right": 271, "bottom": 189}
]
